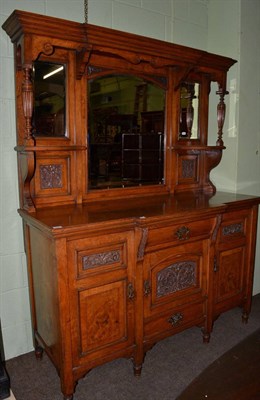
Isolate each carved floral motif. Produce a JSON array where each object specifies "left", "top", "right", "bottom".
[
  {"left": 40, "top": 164, "right": 63, "bottom": 189},
  {"left": 82, "top": 250, "right": 120, "bottom": 270},
  {"left": 222, "top": 222, "right": 243, "bottom": 236},
  {"left": 157, "top": 261, "right": 196, "bottom": 297}
]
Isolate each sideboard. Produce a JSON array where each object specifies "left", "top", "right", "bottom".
[{"left": 2, "top": 10, "right": 259, "bottom": 400}]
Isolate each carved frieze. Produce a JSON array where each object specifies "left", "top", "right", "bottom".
[
  {"left": 222, "top": 222, "right": 243, "bottom": 236},
  {"left": 39, "top": 164, "right": 63, "bottom": 189},
  {"left": 82, "top": 250, "right": 120, "bottom": 270},
  {"left": 157, "top": 261, "right": 196, "bottom": 297}
]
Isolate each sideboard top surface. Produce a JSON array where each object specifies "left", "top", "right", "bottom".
[{"left": 19, "top": 192, "right": 260, "bottom": 236}]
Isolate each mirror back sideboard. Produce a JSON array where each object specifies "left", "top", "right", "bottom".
[{"left": 2, "top": 10, "right": 260, "bottom": 400}]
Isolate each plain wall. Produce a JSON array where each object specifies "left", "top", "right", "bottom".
[{"left": 0, "top": 0, "right": 259, "bottom": 360}]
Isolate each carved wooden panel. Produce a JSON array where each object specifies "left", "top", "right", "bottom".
[
  {"left": 156, "top": 260, "right": 196, "bottom": 298},
  {"left": 177, "top": 154, "right": 199, "bottom": 184},
  {"left": 40, "top": 164, "right": 63, "bottom": 189},
  {"left": 222, "top": 222, "right": 243, "bottom": 236},
  {"left": 76, "top": 243, "right": 126, "bottom": 279},
  {"left": 34, "top": 155, "right": 70, "bottom": 196},
  {"left": 82, "top": 250, "right": 120, "bottom": 270},
  {"left": 182, "top": 159, "right": 195, "bottom": 179}
]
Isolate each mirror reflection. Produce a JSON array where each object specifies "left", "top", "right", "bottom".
[
  {"left": 33, "top": 61, "right": 66, "bottom": 136},
  {"left": 88, "top": 74, "right": 165, "bottom": 190},
  {"left": 179, "top": 82, "right": 199, "bottom": 139}
]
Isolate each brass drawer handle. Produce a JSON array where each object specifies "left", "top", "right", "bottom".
[
  {"left": 175, "top": 226, "right": 190, "bottom": 240},
  {"left": 168, "top": 312, "right": 183, "bottom": 326}
]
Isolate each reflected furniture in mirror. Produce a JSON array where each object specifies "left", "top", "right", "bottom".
[
  {"left": 2, "top": 10, "right": 260, "bottom": 400},
  {"left": 88, "top": 74, "right": 165, "bottom": 189}
]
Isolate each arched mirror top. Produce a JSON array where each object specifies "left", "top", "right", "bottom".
[{"left": 87, "top": 66, "right": 168, "bottom": 90}]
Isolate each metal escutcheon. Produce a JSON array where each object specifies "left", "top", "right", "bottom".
[{"left": 175, "top": 226, "right": 190, "bottom": 240}]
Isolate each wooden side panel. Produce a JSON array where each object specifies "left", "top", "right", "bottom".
[{"left": 29, "top": 226, "right": 61, "bottom": 366}]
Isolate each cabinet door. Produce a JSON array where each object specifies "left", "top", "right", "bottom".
[
  {"left": 143, "top": 240, "right": 208, "bottom": 342},
  {"left": 67, "top": 231, "right": 135, "bottom": 368},
  {"left": 214, "top": 209, "right": 249, "bottom": 316}
]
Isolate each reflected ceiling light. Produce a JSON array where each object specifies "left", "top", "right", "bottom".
[{"left": 43, "top": 66, "right": 64, "bottom": 80}]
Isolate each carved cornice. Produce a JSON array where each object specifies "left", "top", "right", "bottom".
[{"left": 3, "top": 10, "right": 236, "bottom": 78}]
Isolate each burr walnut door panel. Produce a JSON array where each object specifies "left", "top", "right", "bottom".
[
  {"left": 214, "top": 209, "right": 250, "bottom": 316},
  {"left": 67, "top": 231, "right": 136, "bottom": 367},
  {"left": 143, "top": 240, "right": 208, "bottom": 342}
]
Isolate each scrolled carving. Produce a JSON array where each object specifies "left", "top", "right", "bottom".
[
  {"left": 204, "top": 149, "right": 223, "bottom": 194},
  {"left": 157, "top": 260, "right": 196, "bottom": 297},
  {"left": 212, "top": 214, "right": 222, "bottom": 242},
  {"left": 76, "top": 46, "right": 92, "bottom": 79},
  {"left": 20, "top": 151, "right": 36, "bottom": 213},
  {"left": 137, "top": 227, "right": 148, "bottom": 260},
  {"left": 42, "top": 42, "right": 55, "bottom": 56}
]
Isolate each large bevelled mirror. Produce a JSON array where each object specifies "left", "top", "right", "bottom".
[
  {"left": 88, "top": 74, "right": 166, "bottom": 190},
  {"left": 33, "top": 61, "right": 66, "bottom": 136}
]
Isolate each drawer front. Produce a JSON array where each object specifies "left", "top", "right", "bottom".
[
  {"left": 147, "top": 217, "right": 216, "bottom": 250},
  {"left": 144, "top": 301, "right": 205, "bottom": 340},
  {"left": 219, "top": 210, "right": 249, "bottom": 243},
  {"left": 67, "top": 231, "right": 134, "bottom": 281}
]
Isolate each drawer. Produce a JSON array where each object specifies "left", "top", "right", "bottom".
[
  {"left": 146, "top": 218, "right": 215, "bottom": 249},
  {"left": 219, "top": 210, "right": 248, "bottom": 243},
  {"left": 144, "top": 301, "right": 205, "bottom": 340},
  {"left": 67, "top": 231, "right": 134, "bottom": 280}
]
